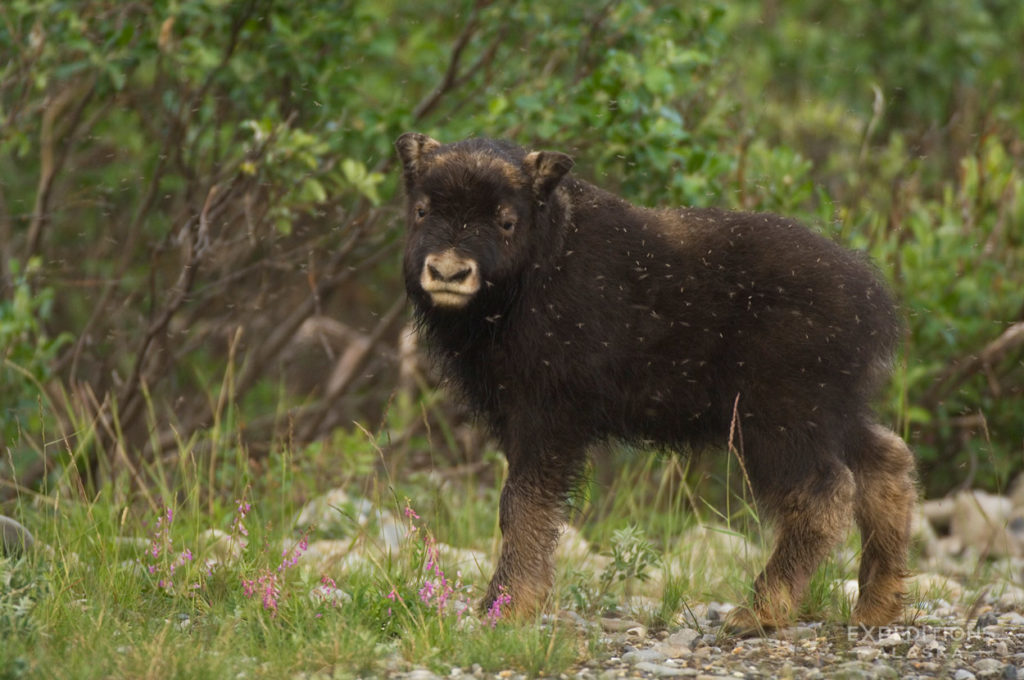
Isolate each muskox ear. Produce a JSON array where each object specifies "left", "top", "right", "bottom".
[
  {"left": 395, "top": 132, "right": 442, "bottom": 185},
  {"left": 523, "top": 150, "right": 574, "bottom": 198}
]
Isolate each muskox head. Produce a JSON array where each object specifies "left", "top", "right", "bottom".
[{"left": 395, "top": 133, "right": 573, "bottom": 314}]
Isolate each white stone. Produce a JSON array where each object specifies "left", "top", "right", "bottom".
[
  {"left": 908, "top": 572, "right": 965, "bottom": 603},
  {"left": 912, "top": 507, "right": 941, "bottom": 557},
  {"left": 1010, "top": 473, "right": 1024, "bottom": 509},
  {"left": 621, "top": 649, "right": 667, "bottom": 665},
  {"left": 995, "top": 583, "right": 1024, "bottom": 609},
  {"left": 950, "top": 491, "right": 1019, "bottom": 558},
  {"left": 198, "top": 528, "right": 245, "bottom": 566}
]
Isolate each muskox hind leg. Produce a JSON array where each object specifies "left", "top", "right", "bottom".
[
  {"left": 481, "top": 458, "right": 577, "bottom": 618},
  {"left": 849, "top": 424, "right": 915, "bottom": 626},
  {"left": 724, "top": 443, "right": 856, "bottom": 636}
]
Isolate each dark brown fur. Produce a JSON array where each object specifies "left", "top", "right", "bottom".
[{"left": 395, "top": 133, "right": 916, "bottom": 634}]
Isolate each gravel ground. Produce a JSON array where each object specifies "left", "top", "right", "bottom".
[
  {"left": 581, "top": 614, "right": 1024, "bottom": 680},
  {"left": 392, "top": 605, "right": 1024, "bottom": 680}
]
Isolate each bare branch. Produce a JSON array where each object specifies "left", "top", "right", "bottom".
[
  {"left": 297, "top": 294, "right": 408, "bottom": 441},
  {"left": 25, "top": 76, "right": 97, "bottom": 257},
  {"left": 925, "top": 321, "right": 1024, "bottom": 406},
  {"left": 411, "top": 0, "right": 496, "bottom": 122}
]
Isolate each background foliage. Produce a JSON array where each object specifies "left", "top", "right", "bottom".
[{"left": 2, "top": 0, "right": 1023, "bottom": 503}]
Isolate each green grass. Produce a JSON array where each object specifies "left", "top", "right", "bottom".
[{"left": 0, "top": 396, "right": 949, "bottom": 679}]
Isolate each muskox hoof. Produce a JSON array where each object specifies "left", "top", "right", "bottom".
[
  {"left": 851, "top": 599, "right": 905, "bottom": 628},
  {"left": 720, "top": 607, "right": 771, "bottom": 637}
]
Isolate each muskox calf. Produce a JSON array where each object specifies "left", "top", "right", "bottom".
[{"left": 394, "top": 133, "right": 916, "bottom": 634}]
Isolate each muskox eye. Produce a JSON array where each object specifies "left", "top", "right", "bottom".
[
  {"left": 416, "top": 207, "right": 427, "bottom": 219},
  {"left": 500, "top": 220, "right": 516, "bottom": 233}
]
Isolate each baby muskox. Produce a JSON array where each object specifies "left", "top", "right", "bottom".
[{"left": 395, "top": 132, "right": 915, "bottom": 635}]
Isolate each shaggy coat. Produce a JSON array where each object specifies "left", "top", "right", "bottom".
[{"left": 395, "top": 133, "right": 916, "bottom": 634}]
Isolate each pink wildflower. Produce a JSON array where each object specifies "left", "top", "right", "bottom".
[
  {"left": 277, "top": 534, "right": 309, "bottom": 572},
  {"left": 386, "top": 587, "right": 400, "bottom": 616},
  {"left": 242, "top": 572, "right": 280, "bottom": 612},
  {"left": 419, "top": 580, "right": 435, "bottom": 603},
  {"left": 485, "top": 588, "right": 512, "bottom": 628},
  {"left": 231, "top": 497, "right": 251, "bottom": 538}
]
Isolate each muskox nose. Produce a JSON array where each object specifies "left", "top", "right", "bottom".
[
  {"left": 420, "top": 250, "right": 481, "bottom": 308},
  {"left": 424, "top": 252, "right": 477, "bottom": 283}
]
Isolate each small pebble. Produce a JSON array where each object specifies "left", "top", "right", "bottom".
[
  {"left": 406, "top": 670, "right": 440, "bottom": 680},
  {"left": 977, "top": 659, "right": 1006, "bottom": 674},
  {"left": 621, "top": 649, "right": 667, "bottom": 665},
  {"left": 665, "top": 628, "right": 701, "bottom": 650},
  {"left": 625, "top": 625, "right": 648, "bottom": 642},
  {"left": 633, "top": 661, "right": 694, "bottom": 677},
  {"left": 1000, "top": 613, "right": 1024, "bottom": 626},
  {"left": 776, "top": 626, "right": 816, "bottom": 641},
  {"left": 876, "top": 632, "right": 903, "bottom": 649},
  {"left": 600, "top": 617, "right": 644, "bottom": 632}
]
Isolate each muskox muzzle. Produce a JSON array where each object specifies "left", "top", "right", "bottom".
[{"left": 419, "top": 249, "right": 481, "bottom": 308}]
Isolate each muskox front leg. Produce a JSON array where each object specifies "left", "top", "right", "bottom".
[{"left": 482, "top": 452, "right": 578, "bottom": 618}]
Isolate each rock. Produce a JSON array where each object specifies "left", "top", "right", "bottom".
[
  {"left": 951, "top": 491, "right": 1019, "bottom": 558},
  {"left": 294, "top": 488, "right": 402, "bottom": 548},
  {"left": 599, "top": 617, "right": 644, "bottom": 632},
  {"left": 198, "top": 528, "right": 245, "bottom": 566},
  {"left": 1011, "top": 474, "right": 1024, "bottom": 509},
  {"left": 922, "top": 497, "right": 957, "bottom": 531},
  {"left": 299, "top": 538, "right": 357, "bottom": 574},
  {"left": 836, "top": 578, "right": 860, "bottom": 606},
  {"left": 621, "top": 649, "right": 667, "bottom": 665},
  {"left": 406, "top": 670, "right": 441, "bottom": 680},
  {"left": 1002, "top": 665, "right": 1018, "bottom": 680},
  {"left": 955, "top": 670, "right": 977, "bottom": 680},
  {"left": 626, "top": 596, "right": 661, "bottom": 620},
  {"left": 999, "top": 612, "right": 1024, "bottom": 626},
  {"left": 557, "top": 525, "right": 592, "bottom": 562},
  {"left": 706, "top": 602, "right": 735, "bottom": 623},
  {"left": 875, "top": 631, "right": 903, "bottom": 649},
  {"left": 776, "top": 625, "right": 816, "bottom": 641},
  {"left": 909, "top": 572, "right": 965, "bottom": 603},
  {"left": 664, "top": 627, "right": 700, "bottom": 651},
  {"left": 831, "top": 661, "right": 897, "bottom": 680},
  {"left": 556, "top": 609, "right": 588, "bottom": 628},
  {"left": 679, "top": 602, "right": 708, "bottom": 626},
  {"left": 978, "top": 611, "right": 1000, "bottom": 629},
  {"left": 854, "top": 646, "right": 879, "bottom": 661},
  {"left": 625, "top": 624, "right": 648, "bottom": 642},
  {"left": 309, "top": 584, "right": 351, "bottom": 606},
  {"left": 657, "top": 628, "right": 699, "bottom": 658},
  {"left": 912, "top": 507, "right": 941, "bottom": 557},
  {"left": 976, "top": 659, "right": 1005, "bottom": 678},
  {"left": 0, "top": 515, "right": 34, "bottom": 556},
  {"left": 633, "top": 661, "right": 695, "bottom": 677},
  {"left": 996, "top": 584, "right": 1024, "bottom": 610},
  {"left": 682, "top": 525, "right": 761, "bottom": 562},
  {"left": 434, "top": 543, "right": 491, "bottom": 576}
]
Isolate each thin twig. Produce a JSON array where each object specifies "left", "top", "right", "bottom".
[
  {"left": 25, "top": 76, "right": 97, "bottom": 257},
  {"left": 924, "top": 321, "right": 1024, "bottom": 406}
]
